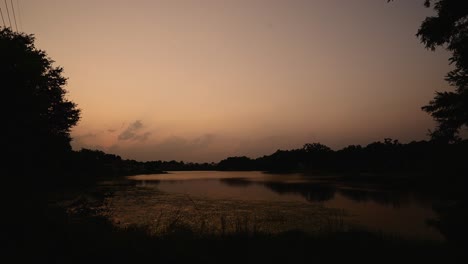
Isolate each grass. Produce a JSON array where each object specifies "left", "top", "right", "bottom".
[{"left": 7, "top": 199, "right": 465, "bottom": 264}]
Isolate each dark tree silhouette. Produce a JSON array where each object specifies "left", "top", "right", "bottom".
[
  {"left": 1, "top": 28, "right": 80, "bottom": 179},
  {"left": 388, "top": 0, "right": 467, "bottom": 141},
  {"left": 1, "top": 28, "right": 81, "bottom": 258},
  {"left": 413, "top": 0, "right": 468, "bottom": 141}
]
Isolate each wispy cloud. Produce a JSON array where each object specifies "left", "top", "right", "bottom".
[{"left": 118, "top": 120, "right": 151, "bottom": 141}]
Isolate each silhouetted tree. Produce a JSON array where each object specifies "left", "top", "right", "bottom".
[
  {"left": 1, "top": 28, "right": 82, "bottom": 255},
  {"left": 395, "top": 0, "right": 468, "bottom": 141},
  {"left": 418, "top": 0, "right": 468, "bottom": 142},
  {"left": 302, "top": 143, "right": 332, "bottom": 153},
  {"left": 1, "top": 28, "right": 80, "bottom": 180}
]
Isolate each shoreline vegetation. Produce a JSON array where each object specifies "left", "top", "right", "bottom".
[{"left": 14, "top": 139, "right": 464, "bottom": 263}]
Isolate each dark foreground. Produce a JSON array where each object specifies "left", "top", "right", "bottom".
[
  {"left": 7, "top": 198, "right": 466, "bottom": 264},
  {"left": 6, "top": 168, "right": 468, "bottom": 264}
]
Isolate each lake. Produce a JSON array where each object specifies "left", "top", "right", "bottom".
[{"left": 98, "top": 171, "right": 444, "bottom": 240}]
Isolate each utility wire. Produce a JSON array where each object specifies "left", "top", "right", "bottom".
[
  {"left": 4, "top": 0, "right": 12, "bottom": 29},
  {"left": 16, "top": 0, "right": 21, "bottom": 31},
  {"left": 10, "top": 0, "right": 17, "bottom": 31},
  {"left": 0, "top": 6, "right": 6, "bottom": 28}
]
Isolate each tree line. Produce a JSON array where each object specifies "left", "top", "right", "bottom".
[
  {"left": 217, "top": 139, "right": 468, "bottom": 174},
  {"left": 61, "top": 137, "right": 468, "bottom": 180},
  {"left": 69, "top": 148, "right": 216, "bottom": 178}
]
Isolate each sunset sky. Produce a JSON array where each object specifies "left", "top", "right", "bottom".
[{"left": 12, "top": 0, "right": 452, "bottom": 162}]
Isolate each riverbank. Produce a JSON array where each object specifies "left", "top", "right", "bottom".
[{"left": 9, "top": 201, "right": 464, "bottom": 264}]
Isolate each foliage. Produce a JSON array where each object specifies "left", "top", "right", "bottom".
[
  {"left": 388, "top": 0, "right": 467, "bottom": 141},
  {"left": 415, "top": 0, "right": 468, "bottom": 141},
  {"left": 1, "top": 28, "right": 80, "bottom": 177}
]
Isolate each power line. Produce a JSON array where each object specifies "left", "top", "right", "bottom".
[
  {"left": 10, "top": 0, "right": 17, "bottom": 31},
  {"left": 0, "top": 5, "right": 6, "bottom": 28},
  {"left": 16, "top": 0, "right": 22, "bottom": 31},
  {"left": 4, "top": 0, "right": 12, "bottom": 29}
]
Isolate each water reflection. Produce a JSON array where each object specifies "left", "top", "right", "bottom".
[
  {"left": 219, "top": 178, "right": 253, "bottom": 187},
  {"left": 138, "top": 175, "right": 415, "bottom": 207},
  {"left": 337, "top": 188, "right": 410, "bottom": 208},
  {"left": 107, "top": 171, "right": 444, "bottom": 240},
  {"left": 261, "top": 182, "right": 336, "bottom": 203},
  {"left": 218, "top": 177, "right": 425, "bottom": 208},
  {"left": 427, "top": 200, "right": 468, "bottom": 246}
]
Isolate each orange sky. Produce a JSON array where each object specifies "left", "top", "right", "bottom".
[{"left": 14, "top": 0, "right": 452, "bottom": 162}]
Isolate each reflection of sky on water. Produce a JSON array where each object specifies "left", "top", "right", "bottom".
[{"left": 105, "top": 171, "right": 444, "bottom": 240}]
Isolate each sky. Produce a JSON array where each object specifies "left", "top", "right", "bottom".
[{"left": 9, "top": 0, "right": 454, "bottom": 162}]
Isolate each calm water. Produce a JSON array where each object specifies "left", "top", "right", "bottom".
[{"left": 100, "top": 171, "right": 444, "bottom": 240}]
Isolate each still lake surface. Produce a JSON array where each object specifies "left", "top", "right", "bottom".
[{"left": 99, "top": 171, "right": 443, "bottom": 240}]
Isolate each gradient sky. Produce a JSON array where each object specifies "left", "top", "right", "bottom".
[{"left": 13, "top": 0, "right": 453, "bottom": 162}]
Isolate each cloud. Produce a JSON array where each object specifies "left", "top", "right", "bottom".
[
  {"left": 72, "top": 127, "right": 317, "bottom": 163},
  {"left": 118, "top": 120, "right": 150, "bottom": 141},
  {"left": 134, "top": 132, "right": 152, "bottom": 141}
]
